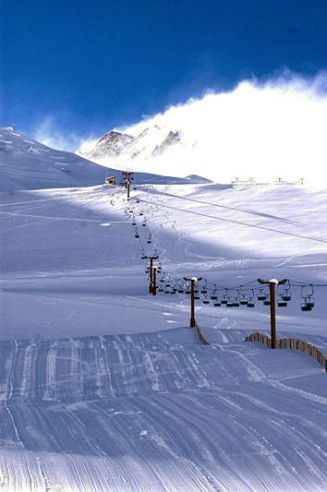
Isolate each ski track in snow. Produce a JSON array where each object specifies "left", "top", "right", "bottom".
[{"left": 0, "top": 330, "right": 326, "bottom": 491}]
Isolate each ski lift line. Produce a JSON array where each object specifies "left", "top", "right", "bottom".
[
  {"left": 288, "top": 281, "right": 327, "bottom": 288},
  {"left": 141, "top": 188, "right": 298, "bottom": 225},
  {"left": 138, "top": 198, "right": 327, "bottom": 245},
  {"left": 121, "top": 196, "right": 326, "bottom": 312}
]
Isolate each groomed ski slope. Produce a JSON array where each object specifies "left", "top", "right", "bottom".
[{"left": 0, "top": 180, "right": 327, "bottom": 491}]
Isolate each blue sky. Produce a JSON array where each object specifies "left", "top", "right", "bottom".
[{"left": 1, "top": 0, "right": 327, "bottom": 147}]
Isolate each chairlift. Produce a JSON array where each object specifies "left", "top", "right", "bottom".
[
  {"left": 135, "top": 233, "right": 139, "bottom": 239},
  {"left": 257, "top": 289, "right": 267, "bottom": 301},
  {"left": 301, "top": 298, "right": 313, "bottom": 311},
  {"left": 233, "top": 298, "right": 240, "bottom": 307},
  {"left": 301, "top": 285, "right": 315, "bottom": 311},
  {"left": 220, "top": 289, "right": 229, "bottom": 304},
  {"left": 185, "top": 289, "right": 191, "bottom": 295},
  {"left": 178, "top": 288, "right": 184, "bottom": 294},
  {"left": 158, "top": 287, "right": 164, "bottom": 293},
  {"left": 280, "top": 280, "right": 292, "bottom": 301},
  {"left": 277, "top": 296, "right": 288, "bottom": 307},
  {"left": 226, "top": 298, "right": 234, "bottom": 307},
  {"left": 247, "top": 290, "right": 255, "bottom": 307},
  {"left": 214, "top": 300, "right": 221, "bottom": 307},
  {"left": 202, "top": 295, "right": 210, "bottom": 305},
  {"left": 263, "top": 299, "right": 271, "bottom": 306},
  {"left": 239, "top": 294, "right": 248, "bottom": 305}
]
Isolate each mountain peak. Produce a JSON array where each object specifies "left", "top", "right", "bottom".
[{"left": 81, "top": 126, "right": 183, "bottom": 163}]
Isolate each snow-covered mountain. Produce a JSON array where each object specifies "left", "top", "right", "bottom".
[
  {"left": 0, "top": 127, "right": 208, "bottom": 191},
  {"left": 79, "top": 78, "right": 327, "bottom": 186},
  {"left": 0, "top": 127, "right": 113, "bottom": 191},
  {"left": 82, "top": 126, "right": 183, "bottom": 164}
]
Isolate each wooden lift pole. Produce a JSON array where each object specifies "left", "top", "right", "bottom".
[
  {"left": 152, "top": 267, "right": 157, "bottom": 296},
  {"left": 145, "top": 255, "right": 158, "bottom": 294},
  {"left": 121, "top": 171, "right": 134, "bottom": 200},
  {"left": 258, "top": 278, "right": 287, "bottom": 349},
  {"left": 184, "top": 276, "right": 202, "bottom": 328}
]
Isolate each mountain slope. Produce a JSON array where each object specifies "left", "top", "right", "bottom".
[
  {"left": 0, "top": 127, "right": 111, "bottom": 191},
  {"left": 0, "top": 127, "right": 209, "bottom": 192}
]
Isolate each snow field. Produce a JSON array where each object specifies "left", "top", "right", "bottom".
[{"left": 0, "top": 174, "right": 327, "bottom": 491}]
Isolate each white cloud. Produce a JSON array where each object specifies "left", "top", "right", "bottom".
[{"left": 104, "top": 72, "right": 327, "bottom": 185}]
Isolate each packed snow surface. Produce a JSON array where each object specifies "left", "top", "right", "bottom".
[{"left": 0, "top": 152, "right": 327, "bottom": 490}]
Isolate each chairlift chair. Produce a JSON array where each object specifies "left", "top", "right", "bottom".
[
  {"left": 301, "top": 298, "right": 313, "bottom": 311},
  {"left": 239, "top": 294, "right": 248, "bottom": 305},
  {"left": 300, "top": 285, "right": 315, "bottom": 311},
  {"left": 277, "top": 296, "right": 288, "bottom": 307},
  {"left": 247, "top": 290, "right": 255, "bottom": 308},
  {"left": 257, "top": 289, "right": 267, "bottom": 301},
  {"left": 226, "top": 298, "right": 234, "bottom": 307}
]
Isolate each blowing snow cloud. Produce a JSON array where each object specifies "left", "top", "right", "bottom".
[{"left": 81, "top": 73, "right": 327, "bottom": 186}]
